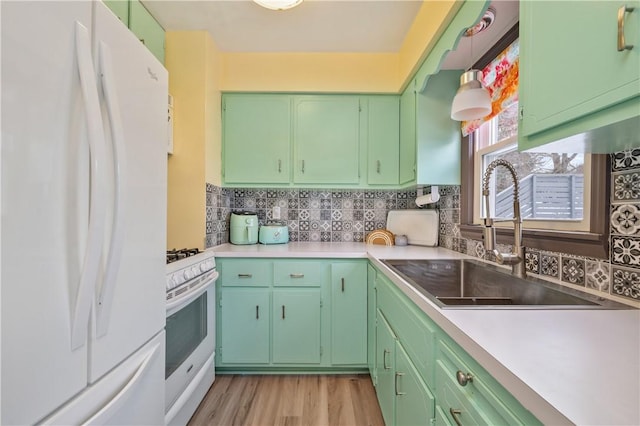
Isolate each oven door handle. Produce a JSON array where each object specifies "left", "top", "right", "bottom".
[{"left": 166, "top": 271, "right": 219, "bottom": 315}]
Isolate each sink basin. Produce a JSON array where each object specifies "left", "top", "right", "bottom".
[{"left": 381, "top": 258, "right": 631, "bottom": 309}]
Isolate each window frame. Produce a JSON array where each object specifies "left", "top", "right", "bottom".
[{"left": 458, "top": 23, "right": 611, "bottom": 259}]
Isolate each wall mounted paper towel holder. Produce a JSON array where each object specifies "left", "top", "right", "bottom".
[{"left": 415, "top": 186, "right": 440, "bottom": 207}]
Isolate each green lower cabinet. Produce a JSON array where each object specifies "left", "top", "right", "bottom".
[
  {"left": 367, "top": 264, "right": 377, "bottom": 384},
  {"left": 395, "top": 342, "right": 435, "bottom": 426},
  {"left": 272, "top": 289, "right": 322, "bottom": 364},
  {"left": 435, "top": 339, "right": 542, "bottom": 426},
  {"left": 219, "top": 288, "right": 270, "bottom": 364},
  {"left": 376, "top": 310, "right": 396, "bottom": 426},
  {"left": 331, "top": 262, "right": 367, "bottom": 365}
]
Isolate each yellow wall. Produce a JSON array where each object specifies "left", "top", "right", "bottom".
[
  {"left": 218, "top": 1, "right": 460, "bottom": 93},
  {"left": 166, "top": 31, "right": 222, "bottom": 249}
]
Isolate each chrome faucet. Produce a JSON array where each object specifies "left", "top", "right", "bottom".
[{"left": 482, "top": 159, "right": 526, "bottom": 278}]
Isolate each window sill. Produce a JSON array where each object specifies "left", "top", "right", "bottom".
[{"left": 459, "top": 224, "right": 608, "bottom": 259}]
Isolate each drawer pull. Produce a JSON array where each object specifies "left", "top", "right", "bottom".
[
  {"left": 341, "top": 277, "right": 345, "bottom": 292},
  {"left": 450, "top": 408, "right": 463, "bottom": 426},
  {"left": 290, "top": 273, "right": 304, "bottom": 278},
  {"left": 376, "top": 160, "right": 381, "bottom": 174},
  {"left": 456, "top": 370, "right": 473, "bottom": 387},
  {"left": 256, "top": 305, "right": 259, "bottom": 319},
  {"left": 394, "top": 372, "right": 406, "bottom": 395},
  {"left": 383, "top": 349, "right": 391, "bottom": 370},
  {"left": 238, "top": 273, "right": 252, "bottom": 278},
  {"left": 282, "top": 305, "right": 286, "bottom": 319},
  {"left": 617, "top": 5, "right": 635, "bottom": 51},
  {"left": 278, "top": 159, "right": 282, "bottom": 173}
]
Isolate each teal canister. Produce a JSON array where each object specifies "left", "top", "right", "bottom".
[{"left": 230, "top": 211, "right": 259, "bottom": 245}]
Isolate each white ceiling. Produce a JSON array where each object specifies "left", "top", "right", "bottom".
[
  {"left": 142, "top": 0, "right": 423, "bottom": 53},
  {"left": 142, "top": 0, "right": 519, "bottom": 61}
]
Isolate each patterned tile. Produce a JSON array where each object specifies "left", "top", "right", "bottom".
[
  {"left": 561, "top": 257, "right": 586, "bottom": 286},
  {"left": 611, "top": 236, "right": 640, "bottom": 268},
  {"left": 585, "top": 260, "right": 610, "bottom": 293},
  {"left": 525, "top": 250, "right": 540, "bottom": 274},
  {"left": 612, "top": 171, "right": 640, "bottom": 202},
  {"left": 540, "top": 253, "right": 560, "bottom": 278},
  {"left": 611, "top": 204, "right": 640, "bottom": 235},
  {"left": 612, "top": 149, "right": 640, "bottom": 171},
  {"left": 611, "top": 267, "right": 640, "bottom": 300}
]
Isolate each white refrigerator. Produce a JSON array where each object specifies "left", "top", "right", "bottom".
[{"left": 1, "top": 1, "right": 168, "bottom": 424}]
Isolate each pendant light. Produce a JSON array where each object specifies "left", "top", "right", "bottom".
[
  {"left": 450, "top": 8, "right": 495, "bottom": 121},
  {"left": 450, "top": 70, "right": 491, "bottom": 121},
  {"left": 253, "top": 0, "right": 303, "bottom": 11}
]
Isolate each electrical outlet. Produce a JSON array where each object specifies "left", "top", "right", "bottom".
[{"left": 272, "top": 206, "right": 281, "bottom": 220}]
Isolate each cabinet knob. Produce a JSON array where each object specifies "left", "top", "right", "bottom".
[
  {"left": 618, "top": 5, "right": 635, "bottom": 51},
  {"left": 456, "top": 370, "right": 473, "bottom": 386}
]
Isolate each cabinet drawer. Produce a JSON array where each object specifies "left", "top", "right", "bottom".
[
  {"left": 219, "top": 259, "right": 272, "bottom": 287},
  {"left": 436, "top": 340, "right": 541, "bottom": 426},
  {"left": 377, "top": 274, "right": 438, "bottom": 386},
  {"left": 274, "top": 261, "right": 322, "bottom": 287}
]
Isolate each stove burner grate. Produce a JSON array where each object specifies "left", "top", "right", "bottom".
[{"left": 166, "top": 248, "right": 201, "bottom": 264}]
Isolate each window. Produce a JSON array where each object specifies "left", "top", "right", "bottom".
[{"left": 459, "top": 25, "right": 610, "bottom": 259}]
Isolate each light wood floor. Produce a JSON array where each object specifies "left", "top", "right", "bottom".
[{"left": 188, "top": 374, "right": 385, "bottom": 426}]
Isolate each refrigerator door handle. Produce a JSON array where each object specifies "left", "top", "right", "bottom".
[
  {"left": 83, "top": 340, "right": 162, "bottom": 425},
  {"left": 95, "top": 41, "right": 127, "bottom": 338},
  {"left": 72, "top": 21, "right": 108, "bottom": 351}
]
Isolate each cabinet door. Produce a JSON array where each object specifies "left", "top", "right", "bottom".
[
  {"left": 104, "top": 0, "right": 129, "bottom": 26},
  {"left": 272, "top": 289, "right": 322, "bottom": 364},
  {"left": 219, "top": 289, "right": 270, "bottom": 364},
  {"left": 223, "top": 94, "right": 291, "bottom": 184},
  {"left": 416, "top": 70, "right": 461, "bottom": 185},
  {"left": 293, "top": 96, "right": 360, "bottom": 184},
  {"left": 399, "top": 82, "right": 417, "bottom": 185},
  {"left": 367, "top": 264, "right": 377, "bottom": 384},
  {"left": 395, "top": 343, "right": 435, "bottom": 426},
  {"left": 129, "top": 0, "right": 164, "bottom": 63},
  {"left": 519, "top": 1, "right": 640, "bottom": 140},
  {"left": 367, "top": 96, "right": 400, "bottom": 185},
  {"left": 376, "top": 310, "right": 396, "bottom": 426},
  {"left": 331, "top": 262, "right": 367, "bottom": 365}
]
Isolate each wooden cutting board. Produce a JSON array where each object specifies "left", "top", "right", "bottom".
[{"left": 365, "top": 229, "right": 395, "bottom": 246}]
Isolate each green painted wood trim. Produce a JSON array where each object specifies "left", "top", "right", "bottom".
[{"left": 414, "top": 0, "right": 491, "bottom": 92}]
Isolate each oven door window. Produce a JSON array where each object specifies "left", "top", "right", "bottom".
[{"left": 165, "top": 291, "right": 207, "bottom": 379}]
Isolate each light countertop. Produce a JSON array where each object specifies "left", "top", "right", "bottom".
[{"left": 211, "top": 242, "right": 640, "bottom": 425}]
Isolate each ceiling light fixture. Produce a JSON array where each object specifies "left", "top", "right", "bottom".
[
  {"left": 450, "top": 7, "right": 495, "bottom": 121},
  {"left": 253, "top": 0, "right": 303, "bottom": 11}
]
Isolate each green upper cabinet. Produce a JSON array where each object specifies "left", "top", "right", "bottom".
[
  {"left": 416, "top": 70, "right": 461, "bottom": 185},
  {"left": 519, "top": 0, "right": 640, "bottom": 152},
  {"left": 399, "top": 82, "right": 417, "bottom": 186},
  {"left": 104, "top": 0, "right": 129, "bottom": 26},
  {"left": 293, "top": 96, "right": 361, "bottom": 184},
  {"left": 129, "top": 0, "right": 165, "bottom": 63},
  {"left": 330, "top": 262, "right": 367, "bottom": 365},
  {"left": 223, "top": 94, "right": 291, "bottom": 184},
  {"left": 366, "top": 96, "right": 400, "bottom": 185}
]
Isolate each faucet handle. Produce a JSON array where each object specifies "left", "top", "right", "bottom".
[
  {"left": 482, "top": 219, "right": 496, "bottom": 251},
  {"left": 495, "top": 252, "right": 521, "bottom": 265}
]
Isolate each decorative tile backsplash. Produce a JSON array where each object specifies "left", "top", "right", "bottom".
[{"left": 205, "top": 148, "right": 640, "bottom": 304}]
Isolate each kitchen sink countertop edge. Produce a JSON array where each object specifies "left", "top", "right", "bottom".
[{"left": 211, "top": 242, "right": 640, "bottom": 425}]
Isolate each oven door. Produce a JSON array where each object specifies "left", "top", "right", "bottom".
[{"left": 165, "top": 271, "right": 217, "bottom": 412}]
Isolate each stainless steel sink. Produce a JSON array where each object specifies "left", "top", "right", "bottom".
[{"left": 381, "top": 258, "right": 632, "bottom": 309}]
